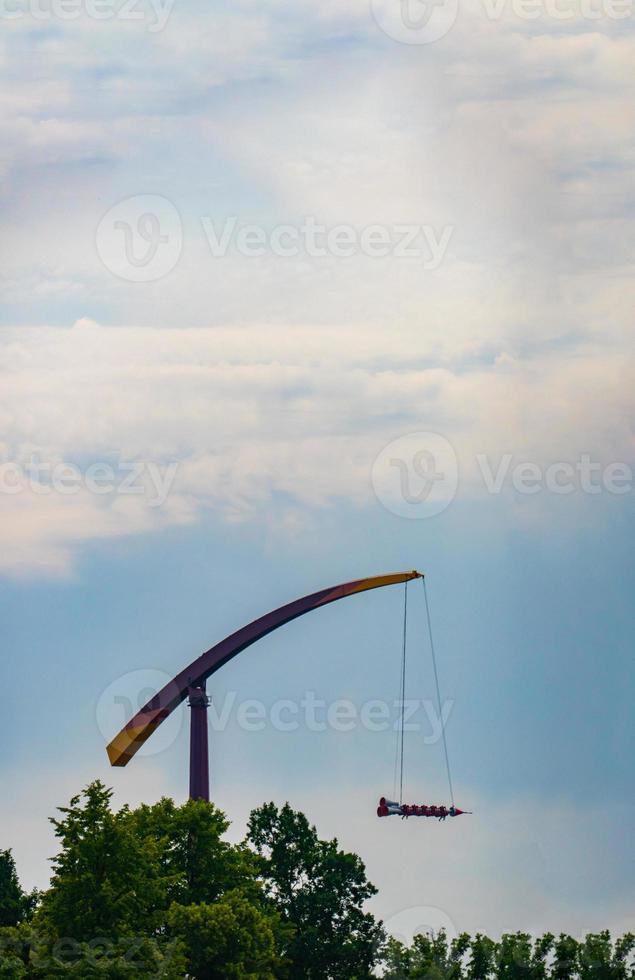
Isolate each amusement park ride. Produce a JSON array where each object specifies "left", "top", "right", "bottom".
[{"left": 107, "top": 570, "right": 470, "bottom": 821}]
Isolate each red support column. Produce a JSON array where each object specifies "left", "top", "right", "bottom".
[{"left": 188, "top": 683, "right": 210, "bottom": 801}]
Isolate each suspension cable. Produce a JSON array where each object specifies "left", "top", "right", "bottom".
[
  {"left": 392, "top": 613, "right": 405, "bottom": 800},
  {"left": 398, "top": 581, "right": 408, "bottom": 804},
  {"left": 422, "top": 577, "right": 455, "bottom": 807}
]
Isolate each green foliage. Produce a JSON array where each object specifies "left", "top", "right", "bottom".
[
  {"left": 37, "top": 782, "right": 259, "bottom": 945},
  {"left": 552, "top": 936, "right": 580, "bottom": 980},
  {"left": 38, "top": 782, "right": 165, "bottom": 941},
  {"left": 382, "top": 930, "right": 470, "bottom": 980},
  {"left": 0, "top": 925, "right": 186, "bottom": 978},
  {"left": 169, "top": 889, "right": 282, "bottom": 979},
  {"left": 129, "top": 796, "right": 259, "bottom": 908},
  {"left": 579, "top": 933, "right": 635, "bottom": 980},
  {"left": 467, "top": 934, "right": 498, "bottom": 980},
  {"left": 247, "top": 801, "right": 383, "bottom": 978},
  {"left": 497, "top": 932, "right": 555, "bottom": 980},
  {"left": 0, "top": 853, "right": 35, "bottom": 929},
  {"left": 2, "top": 783, "right": 633, "bottom": 980},
  {"left": 382, "top": 931, "right": 635, "bottom": 980},
  {"left": 0, "top": 927, "right": 29, "bottom": 979},
  {"left": 7, "top": 783, "right": 288, "bottom": 978}
]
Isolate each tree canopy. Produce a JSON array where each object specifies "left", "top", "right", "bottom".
[
  {"left": 0, "top": 784, "right": 633, "bottom": 979},
  {"left": 0, "top": 850, "right": 35, "bottom": 930},
  {"left": 382, "top": 931, "right": 635, "bottom": 980},
  {"left": 247, "top": 801, "right": 383, "bottom": 977}
]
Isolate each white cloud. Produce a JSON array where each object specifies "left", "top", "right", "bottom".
[
  {"left": 1, "top": 1, "right": 634, "bottom": 331},
  {"left": 0, "top": 0, "right": 633, "bottom": 575},
  {"left": 0, "top": 323, "right": 633, "bottom": 576}
]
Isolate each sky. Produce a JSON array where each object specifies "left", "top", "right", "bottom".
[{"left": 1, "top": 0, "right": 634, "bottom": 942}]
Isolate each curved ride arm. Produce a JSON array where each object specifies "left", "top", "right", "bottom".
[{"left": 107, "top": 570, "right": 423, "bottom": 767}]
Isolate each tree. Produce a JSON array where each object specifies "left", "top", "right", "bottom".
[
  {"left": 381, "top": 936, "right": 412, "bottom": 979},
  {"left": 247, "top": 802, "right": 383, "bottom": 978},
  {"left": 496, "top": 933, "right": 555, "bottom": 980},
  {"left": 579, "top": 932, "right": 635, "bottom": 980},
  {"left": 30, "top": 784, "right": 284, "bottom": 979},
  {"left": 129, "top": 797, "right": 258, "bottom": 909},
  {"left": 38, "top": 781, "right": 165, "bottom": 941},
  {"left": 0, "top": 925, "right": 186, "bottom": 979},
  {"left": 497, "top": 934, "right": 535, "bottom": 980},
  {"left": 8, "top": 780, "right": 634, "bottom": 980},
  {"left": 0, "top": 926, "right": 29, "bottom": 979},
  {"left": 169, "top": 889, "right": 282, "bottom": 979},
  {"left": 552, "top": 936, "right": 580, "bottom": 980},
  {"left": 382, "top": 930, "right": 470, "bottom": 979},
  {"left": 467, "top": 934, "right": 497, "bottom": 980},
  {"left": 0, "top": 853, "right": 35, "bottom": 929}
]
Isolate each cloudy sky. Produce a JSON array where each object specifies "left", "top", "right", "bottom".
[{"left": 1, "top": 0, "right": 634, "bottom": 941}]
